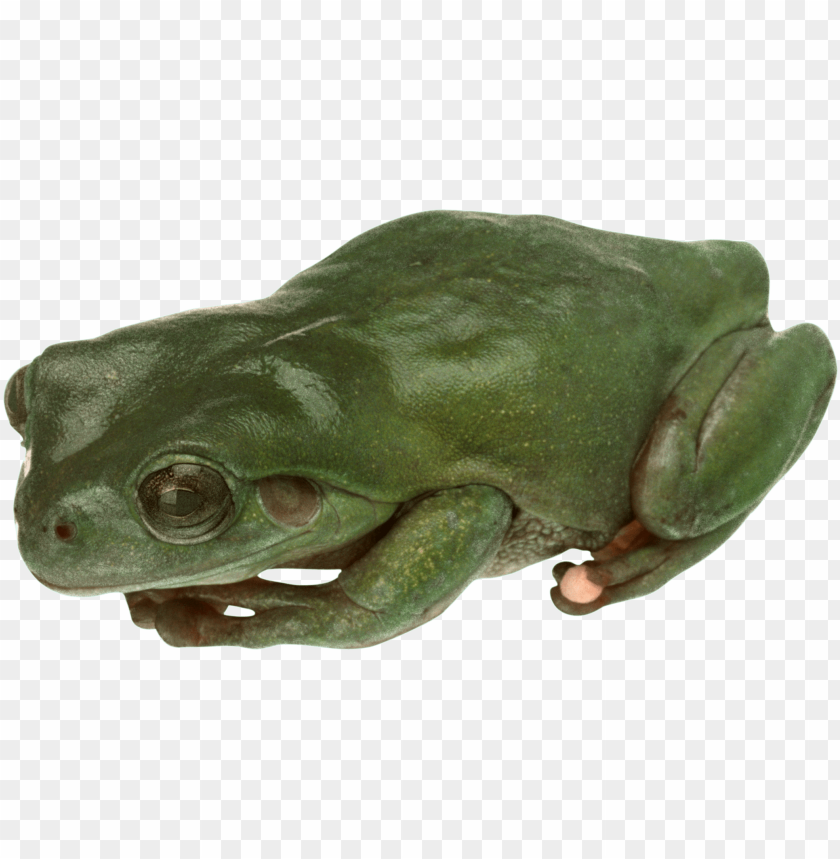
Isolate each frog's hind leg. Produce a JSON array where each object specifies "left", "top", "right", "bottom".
[{"left": 552, "top": 321, "right": 836, "bottom": 615}]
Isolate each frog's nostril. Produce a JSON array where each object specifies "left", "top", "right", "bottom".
[{"left": 54, "top": 522, "right": 77, "bottom": 542}]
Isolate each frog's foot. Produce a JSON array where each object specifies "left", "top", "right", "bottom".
[
  {"left": 125, "top": 587, "right": 228, "bottom": 630},
  {"left": 124, "top": 576, "right": 304, "bottom": 633},
  {"left": 550, "top": 512, "right": 760, "bottom": 616},
  {"left": 125, "top": 576, "right": 349, "bottom": 645},
  {"left": 550, "top": 518, "right": 656, "bottom": 616},
  {"left": 549, "top": 518, "right": 710, "bottom": 616}
]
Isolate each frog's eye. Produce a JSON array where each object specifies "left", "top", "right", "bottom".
[
  {"left": 136, "top": 463, "right": 235, "bottom": 544},
  {"left": 4, "top": 364, "right": 29, "bottom": 438}
]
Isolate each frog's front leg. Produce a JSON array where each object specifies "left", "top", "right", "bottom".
[
  {"left": 553, "top": 321, "right": 836, "bottom": 615},
  {"left": 147, "top": 484, "right": 513, "bottom": 648}
]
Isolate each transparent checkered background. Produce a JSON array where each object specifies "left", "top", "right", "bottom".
[{"left": 0, "top": 3, "right": 837, "bottom": 858}]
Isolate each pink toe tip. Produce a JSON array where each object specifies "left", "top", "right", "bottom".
[{"left": 559, "top": 565, "right": 604, "bottom": 604}]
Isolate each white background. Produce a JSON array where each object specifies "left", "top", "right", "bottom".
[{"left": 0, "top": 2, "right": 837, "bottom": 857}]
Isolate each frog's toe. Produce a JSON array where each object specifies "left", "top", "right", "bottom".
[
  {"left": 559, "top": 564, "right": 604, "bottom": 603},
  {"left": 125, "top": 595, "right": 158, "bottom": 629},
  {"left": 155, "top": 597, "right": 231, "bottom": 647},
  {"left": 550, "top": 562, "right": 610, "bottom": 616}
]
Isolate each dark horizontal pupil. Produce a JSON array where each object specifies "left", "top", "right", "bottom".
[{"left": 159, "top": 488, "right": 201, "bottom": 517}]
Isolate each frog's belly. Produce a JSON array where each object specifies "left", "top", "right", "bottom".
[{"left": 480, "top": 508, "right": 614, "bottom": 579}]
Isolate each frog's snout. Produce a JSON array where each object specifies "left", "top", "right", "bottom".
[
  {"left": 22, "top": 515, "right": 107, "bottom": 595},
  {"left": 15, "top": 492, "right": 120, "bottom": 596}
]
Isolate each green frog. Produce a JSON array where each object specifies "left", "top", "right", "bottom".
[{"left": 5, "top": 211, "right": 835, "bottom": 648}]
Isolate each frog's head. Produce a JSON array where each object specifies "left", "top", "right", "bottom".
[{"left": 4, "top": 307, "right": 397, "bottom": 597}]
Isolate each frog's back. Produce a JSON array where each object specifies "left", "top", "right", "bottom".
[
  {"left": 268, "top": 211, "right": 771, "bottom": 535},
  {"left": 281, "top": 210, "right": 768, "bottom": 332}
]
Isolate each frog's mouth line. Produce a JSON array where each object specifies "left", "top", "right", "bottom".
[{"left": 29, "top": 539, "right": 300, "bottom": 597}]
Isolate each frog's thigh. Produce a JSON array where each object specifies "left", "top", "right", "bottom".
[
  {"left": 632, "top": 322, "right": 836, "bottom": 542},
  {"left": 553, "top": 323, "right": 835, "bottom": 615}
]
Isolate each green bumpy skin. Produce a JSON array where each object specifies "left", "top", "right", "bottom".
[{"left": 5, "top": 211, "right": 836, "bottom": 648}]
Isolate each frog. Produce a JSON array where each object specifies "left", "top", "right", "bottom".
[{"left": 5, "top": 210, "right": 836, "bottom": 649}]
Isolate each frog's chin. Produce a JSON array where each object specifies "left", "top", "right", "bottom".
[
  {"left": 31, "top": 563, "right": 265, "bottom": 597},
  {"left": 30, "top": 532, "right": 340, "bottom": 596}
]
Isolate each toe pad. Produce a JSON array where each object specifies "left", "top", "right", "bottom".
[{"left": 559, "top": 564, "right": 604, "bottom": 604}]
